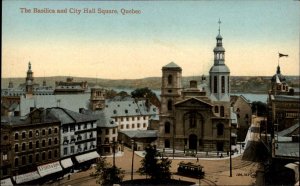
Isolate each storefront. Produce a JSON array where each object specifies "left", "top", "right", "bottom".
[
  {"left": 74, "top": 151, "right": 100, "bottom": 170},
  {"left": 37, "top": 161, "right": 63, "bottom": 183},
  {"left": 60, "top": 158, "right": 74, "bottom": 175},
  {"left": 13, "top": 171, "right": 41, "bottom": 185},
  {"left": 0, "top": 178, "right": 13, "bottom": 186}
]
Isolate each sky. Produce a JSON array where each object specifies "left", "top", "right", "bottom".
[{"left": 2, "top": 0, "right": 300, "bottom": 79}]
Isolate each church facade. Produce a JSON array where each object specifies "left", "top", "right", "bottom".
[{"left": 158, "top": 24, "right": 237, "bottom": 153}]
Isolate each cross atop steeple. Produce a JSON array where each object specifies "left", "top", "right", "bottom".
[{"left": 218, "top": 19, "right": 222, "bottom": 34}]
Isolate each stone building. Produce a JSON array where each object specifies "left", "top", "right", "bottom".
[
  {"left": 158, "top": 23, "right": 237, "bottom": 153},
  {"left": 54, "top": 77, "right": 88, "bottom": 94},
  {"left": 230, "top": 95, "right": 252, "bottom": 141},
  {"left": 0, "top": 108, "right": 61, "bottom": 184}
]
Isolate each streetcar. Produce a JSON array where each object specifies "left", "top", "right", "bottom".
[{"left": 177, "top": 162, "right": 205, "bottom": 178}]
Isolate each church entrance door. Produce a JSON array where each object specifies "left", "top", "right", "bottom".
[{"left": 189, "top": 134, "right": 197, "bottom": 150}]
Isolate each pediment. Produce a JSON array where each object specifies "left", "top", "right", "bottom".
[{"left": 175, "top": 97, "right": 213, "bottom": 108}]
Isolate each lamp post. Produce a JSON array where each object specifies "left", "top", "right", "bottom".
[{"left": 131, "top": 139, "right": 135, "bottom": 181}]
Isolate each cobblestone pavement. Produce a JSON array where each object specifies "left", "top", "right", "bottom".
[{"left": 47, "top": 147, "right": 258, "bottom": 186}]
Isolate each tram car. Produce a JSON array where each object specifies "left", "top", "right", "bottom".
[{"left": 177, "top": 162, "right": 205, "bottom": 178}]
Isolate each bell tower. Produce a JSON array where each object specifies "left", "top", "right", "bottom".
[
  {"left": 25, "top": 62, "right": 34, "bottom": 96},
  {"left": 209, "top": 19, "right": 230, "bottom": 102},
  {"left": 90, "top": 87, "right": 106, "bottom": 111}
]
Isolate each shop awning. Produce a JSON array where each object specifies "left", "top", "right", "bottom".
[
  {"left": 37, "top": 161, "right": 63, "bottom": 177},
  {"left": 1, "top": 178, "right": 13, "bottom": 186},
  {"left": 13, "top": 171, "right": 41, "bottom": 184},
  {"left": 75, "top": 151, "right": 100, "bottom": 163},
  {"left": 60, "top": 158, "right": 73, "bottom": 169}
]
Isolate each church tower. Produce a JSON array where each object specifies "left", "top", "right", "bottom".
[
  {"left": 209, "top": 20, "right": 230, "bottom": 103},
  {"left": 90, "top": 87, "right": 106, "bottom": 111},
  {"left": 160, "top": 62, "right": 182, "bottom": 114},
  {"left": 159, "top": 62, "right": 182, "bottom": 149},
  {"left": 25, "top": 62, "right": 34, "bottom": 96}
]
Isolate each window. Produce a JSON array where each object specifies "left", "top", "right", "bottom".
[
  {"left": 3, "top": 154, "right": 8, "bottom": 161},
  {"left": 126, "top": 124, "right": 130, "bottom": 129},
  {"left": 165, "top": 122, "right": 170, "bottom": 134},
  {"left": 167, "top": 100, "right": 173, "bottom": 111},
  {"left": 29, "top": 131, "right": 33, "bottom": 138},
  {"left": 42, "top": 129, "right": 46, "bottom": 135},
  {"left": 48, "top": 128, "right": 52, "bottom": 135},
  {"left": 168, "top": 75, "right": 173, "bottom": 85},
  {"left": 189, "top": 113, "right": 196, "bottom": 128},
  {"left": 42, "top": 140, "right": 46, "bottom": 147},
  {"left": 36, "top": 141, "right": 39, "bottom": 148},
  {"left": 112, "top": 128, "right": 116, "bottom": 134},
  {"left": 64, "top": 147, "right": 68, "bottom": 155},
  {"left": 71, "top": 146, "right": 75, "bottom": 154},
  {"left": 84, "top": 124, "right": 87, "bottom": 129},
  {"left": 54, "top": 128, "right": 58, "bottom": 133},
  {"left": 106, "top": 129, "right": 109, "bottom": 135},
  {"left": 22, "top": 143, "right": 26, "bottom": 151},
  {"left": 78, "top": 124, "right": 81, "bottom": 130},
  {"left": 70, "top": 125, "right": 75, "bottom": 132},
  {"left": 214, "top": 76, "right": 218, "bottom": 93},
  {"left": 15, "top": 144, "right": 19, "bottom": 152},
  {"left": 54, "top": 150, "right": 58, "bottom": 158},
  {"left": 36, "top": 154, "right": 39, "bottom": 162},
  {"left": 113, "top": 110, "right": 117, "bottom": 114},
  {"left": 125, "top": 109, "right": 128, "bottom": 114},
  {"left": 22, "top": 132, "right": 26, "bottom": 139},
  {"left": 48, "top": 151, "right": 52, "bottom": 159},
  {"left": 143, "top": 123, "right": 146, "bottom": 128},
  {"left": 221, "top": 76, "right": 225, "bottom": 93},
  {"left": 36, "top": 130, "right": 39, "bottom": 136},
  {"left": 15, "top": 158, "right": 19, "bottom": 167},
  {"left": 48, "top": 139, "right": 52, "bottom": 146},
  {"left": 3, "top": 167, "right": 7, "bottom": 176},
  {"left": 22, "top": 156, "right": 26, "bottom": 165},
  {"left": 215, "top": 106, "right": 219, "bottom": 113},
  {"left": 137, "top": 123, "right": 140, "bottom": 128},
  {"left": 121, "top": 125, "right": 124, "bottom": 129},
  {"left": 220, "top": 106, "right": 225, "bottom": 117},
  {"left": 63, "top": 126, "right": 68, "bottom": 133},
  {"left": 29, "top": 155, "right": 33, "bottom": 163},
  {"left": 42, "top": 152, "right": 46, "bottom": 160},
  {"left": 15, "top": 133, "right": 19, "bottom": 140},
  {"left": 29, "top": 142, "right": 33, "bottom": 149},
  {"left": 132, "top": 124, "right": 135, "bottom": 129},
  {"left": 54, "top": 138, "right": 58, "bottom": 144},
  {"left": 217, "top": 123, "right": 224, "bottom": 136}
]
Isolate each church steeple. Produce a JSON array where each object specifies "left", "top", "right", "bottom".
[
  {"left": 209, "top": 19, "right": 230, "bottom": 102},
  {"left": 213, "top": 19, "right": 225, "bottom": 65}
]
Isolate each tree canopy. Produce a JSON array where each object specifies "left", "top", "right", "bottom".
[
  {"left": 251, "top": 101, "right": 268, "bottom": 116},
  {"left": 131, "top": 87, "right": 161, "bottom": 108},
  {"left": 92, "top": 156, "right": 125, "bottom": 185},
  {"left": 138, "top": 145, "right": 172, "bottom": 180}
]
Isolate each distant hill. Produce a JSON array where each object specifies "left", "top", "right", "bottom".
[{"left": 1, "top": 76, "right": 299, "bottom": 94}]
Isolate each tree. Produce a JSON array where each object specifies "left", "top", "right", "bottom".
[
  {"left": 92, "top": 156, "right": 125, "bottom": 185},
  {"left": 138, "top": 145, "right": 172, "bottom": 180},
  {"left": 131, "top": 87, "right": 161, "bottom": 108}
]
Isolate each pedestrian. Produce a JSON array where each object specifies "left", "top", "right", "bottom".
[
  {"left": 68, "top": 174, "right": 70, "bottom": 180},
  {"left": 197, "top": 157, "right": 199, "bottom": 162}
]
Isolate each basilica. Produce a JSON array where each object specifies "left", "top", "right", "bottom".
[{"left": 158, "top": 23, "right": 237, "bottom": 152}]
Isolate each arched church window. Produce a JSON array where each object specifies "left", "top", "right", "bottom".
[
  {"left": 189, "top": 113, "right": 196, "bottom": 128},
  {"left": 168, "top": 75, "right": 173, "bottom": 85},
  {"left": 167, "top": 100, "right": 173, "bottom": 111},
  {"left": 214, "top": 106, "right": 219, "bottom": 113},
  {"left": 220, "top": 106, "right": 224, "bottom": 117},
  {"left": 217, "top": 123, "right": 224, "bottom": 136},
  {"left": 221, "top": 76, "right": 225, "bottom": 93},
  {"left": 214, "top": 76, "right": 218, "bottom": 93},
  {"left": 165, "top": 122, "right": 170, "bottom": 134}
]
